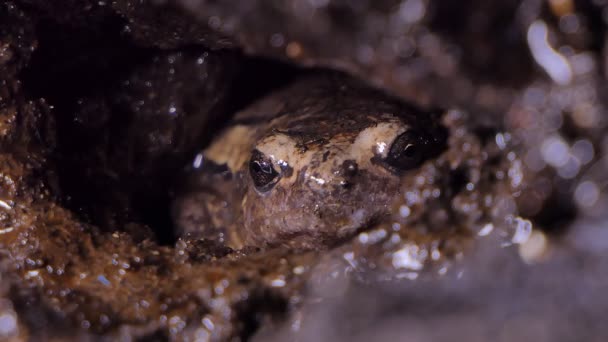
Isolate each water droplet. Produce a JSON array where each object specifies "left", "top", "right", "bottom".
[
  {"left": 270, "top": 33, "right": 285, "bottom": 48},
  {"left": 478, "top": 223, "right": 494, "bottom": 236},
  {"left": 399, "top": 205, "right": 411, "bottom": 218},
  {"left": 574, "top": 181, "right": 600, "bottom": 208},
  {"left": 271, "top": 278, "right": 286, "bottom": 287},
  {"left": 511, "top": 217, "right": 533, "bottom": 244},
  {"left": 392, "top": 244, "right": 427, "bottom": 270},
  {"left": 519, "top": 230, "right": 548, "bottom": 264},
  {"left": 202, "top": 317, "right": 215, "bottom": 331},
  {"left": 0, "top": 312, "right": 17, "bottom": 336},
  {"left": 541, "top": 135, "right": 569, "bottom": 167},
  {"left": 97, "top": 275, "right": 111, "bottom": 287}
]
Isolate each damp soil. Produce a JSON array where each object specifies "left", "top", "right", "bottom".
[{"left": 1, "top": 1, "right": 607, "bottom": 341}]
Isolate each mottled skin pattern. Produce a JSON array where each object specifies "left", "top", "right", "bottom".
[{"left": 173, "top": 72, "right": 447, "bottom": 249}]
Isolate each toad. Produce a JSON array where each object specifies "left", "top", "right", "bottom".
[{"left": 172, "top": 72, "right": 447, "bottom": 249}]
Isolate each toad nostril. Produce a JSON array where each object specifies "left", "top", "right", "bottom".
[
  {"left": 339, "top": 180, "right": 353, "bottom": 189},
  {"left": 342, "top": 160, "right": 358, "bottom": 178}
]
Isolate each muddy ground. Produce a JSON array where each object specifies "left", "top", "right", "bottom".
[{"left": 1, "top": 0, "right": 608, "bottom": 341}]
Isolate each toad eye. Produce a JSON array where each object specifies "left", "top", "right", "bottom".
[
  {"left": 384, "top": 131, "right": 426, "bottom": 172},
  {"left": 249, "top": 149, "right": 280, "bottom": 192}
]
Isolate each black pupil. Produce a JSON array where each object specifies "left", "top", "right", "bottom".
[
  {"left": 249, "top": 150, "right": 279, "bottom": 191},
  {"left": 403, "top": 144, "right": 417, "bottom": 157},
  {"left": 386, "top": 131, "right": 424, "bottom": 171},
  {"left": 252, "top": 160, "right": 273, "bottom": 174}
]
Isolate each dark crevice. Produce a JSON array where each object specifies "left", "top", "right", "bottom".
[
  {"left": 532, "top": 189, "right": 577, "bottom": 236},
  {"left": 18, "top": 9, "right": 302, "bottom": 246},
  {"left": 235, "top": 289, "right": 288, "bottom": 341}
]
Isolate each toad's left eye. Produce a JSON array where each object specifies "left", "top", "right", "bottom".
[
  {"left": 249, "top": 149, "right": 280, "bottom": 193},
  {"left": 384, "top": 131, "right": 427, "bottom": 172}
]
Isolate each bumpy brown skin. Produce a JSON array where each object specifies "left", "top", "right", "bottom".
[{"left": 173, "top": 72, "right": 447, "bottom": 249}]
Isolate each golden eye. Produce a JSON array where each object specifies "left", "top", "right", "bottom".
[{"left": 249, "top": 149, "right": 280, "bottom": 192}]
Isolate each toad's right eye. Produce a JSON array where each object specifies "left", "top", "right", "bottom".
[
  {"left": 384, "top": 131, "right": 426, "bottom": 173},
  {"left": 249, "top": 149, "right": 280, "bottom": 193}
]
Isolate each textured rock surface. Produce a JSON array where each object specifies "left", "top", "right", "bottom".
[{"left": 1, "top": 0, "right": 607, "bottom": 340}]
